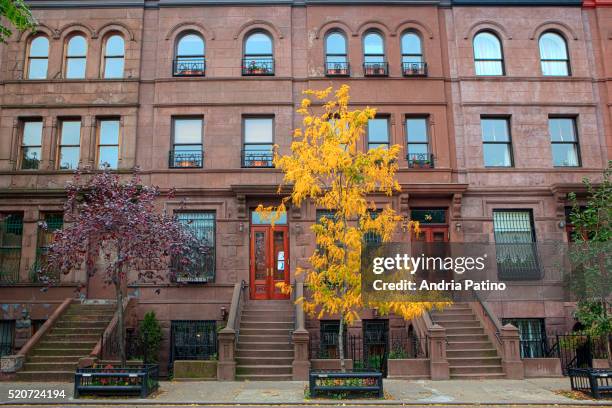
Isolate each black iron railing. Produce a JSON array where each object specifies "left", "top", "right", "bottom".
[
  {"left": 402, "top": 62, "right": 427, "bottom": 76},
  {"left": 173, "top": 58, "right": 206, "bottom": 77},
  {"left": 407, "top": 153, "right": 434, "bottom": 169},
  {"left": 168, "top": 150, "right": 203, "bottom": 168},
  {"left": 241, "top": 149, "right": 274, "bottom": 168},
  {"left": 242, "top": 58, "right": 274, "bottom": 76},
  {"left": 325, "top": 61, "right": 350, "bottom": 76},
  {"left": 495, "top": 243, "right": 541, "bottom": 280},
  {"left": 363, "top": 62, "right": 388, "bottom": 76}
]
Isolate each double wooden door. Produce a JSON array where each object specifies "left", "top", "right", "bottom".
[{"left": 249, "top": 225, "right": 290, "bottom": 300}]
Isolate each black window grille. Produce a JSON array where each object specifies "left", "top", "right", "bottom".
[
  {"left": 0, "top": 320, "right": 14, "bottom": 357},
  {"left": 361, "top": 320, "right": 388, "bottom": 372},
  {"left": 0, "top": 213, "right": 23, "bottom": 284},
  {"left": 363, "top": 210, "right": 382, "bottom": 245},
  {"left": 502, "top": 318, "right": 547, "bottom": 358},
  {"left": 318, "top": 320, "right": 347, "bottom": 359},
  {"left": 174, "top": 212, "right": 216, "bottom": 282},
  {"left": 31, "top": 213, "right": 63, "bottom": 283},
  {"left": 410, "top": 209, "right": 447, "bottom": 224},
  {"left": 493, "top": 210, "right": 541, "bottom": 280},
  {"left": 170, "top": 320, "right": 217, "bottom": 365}
]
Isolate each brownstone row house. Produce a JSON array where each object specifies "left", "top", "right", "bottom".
[{"left": 0, "top": 0, "right": 610, "bottom": 381}]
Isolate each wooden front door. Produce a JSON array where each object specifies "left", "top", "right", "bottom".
[
  {"left": 249, "top": 225, "right": 290, "bottom": 300},
  {"left": 412, "top": 227, "right": 449, "bottom": 243}
]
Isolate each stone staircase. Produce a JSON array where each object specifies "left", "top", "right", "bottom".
[
  {"left": 430, "top": 302, "right": 505, "bottom": 379},
  {"left": 235, "top": 301, "right": 294, "bottom": 381},
  {"left": 16, "top": 303, "right": 115, "bottom": 381}
]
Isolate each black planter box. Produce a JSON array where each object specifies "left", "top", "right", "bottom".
[
  {"left": 74, "top": 364, "right": 159, "bottom": 398},
  {"left": 309, "top": 370, "right": 383, "bottom": 398}
]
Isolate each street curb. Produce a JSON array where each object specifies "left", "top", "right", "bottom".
[{"left": 1, "top": 401, "right": 610, "bottom": 406}]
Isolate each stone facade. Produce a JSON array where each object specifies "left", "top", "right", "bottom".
[{"left": 0, "top": 0, "right": 609, "bottom": 374}]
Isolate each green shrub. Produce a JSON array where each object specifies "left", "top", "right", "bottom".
[{"left": 139, "top": 311, "right": 163, "bottom": 363}]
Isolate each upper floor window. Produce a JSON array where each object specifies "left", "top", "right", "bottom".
[
  {"left": 174, "top": 33, "right": 205, "bottom": 77},
  {"left": 34, "top": 212, "right": 63, "bottom": 282},
  {"left": 325, "top": 31, "right": 349, "bottom": 76},
  {"left": 58, "top": 120, "right": 81, "bottom": 170},
  {"left": 174, "top": 212, "right": 216, "bottom": 282},
  {"left": 243, "top": 32, "right": 274, "bottom": 76},
  {"left": 242, "top": 117, "right": 273, "bottom": 167},
  {"left": 481, "top": 117, "right": 513, "bottom": 167},
  {"left": 27, "top": 36, "right": 49, "bottom": 80},
  {"left": 367, "top": 117, "right": 389, "bottom": 150},
  {"left": 406, "top": 117, "right": 433, "bottom": 168},
  {"left": 493, "top": 210, "right": 540, "bottom": 280},
  {"left": 97, "top": 119, "right": 120, "bottom": 169},
  {"left": 170, "top": 117, "right": 203, "bottom": 168},
  {"left": 21, "top": 120, "right": 43, "bottom": 170},
  {"left": 0, "top": 213, "right": 24, "bottom": 285},
  {"left": 473, "top": 32, "right": 504, "bottom": 76},
  {"left": 549, "top": 117, "right": 580, "bottom": 167},
  {"left": 539, "top": 32, "right": 569, "bottom": 76},
  {"left": 363, "top": 31, "right": 387, "bottom": 76},
  {"left": 103, "top": 35, "right": 124, "bottom": 79},
  {"left": 401, "top": 32, "right": 426, "bottom": 76},
  {"left": 65, "top": 35, "right": 87, "bottom": 79}
]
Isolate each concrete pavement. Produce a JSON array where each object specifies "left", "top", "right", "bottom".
[{"left": 0, "top": 378, "right": 609, "bottom": 405}]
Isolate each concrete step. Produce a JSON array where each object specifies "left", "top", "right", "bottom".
[
  {"left": 433, "top": 320, "right": 481, "bottom": 328},
  {"left": 447, "top": 356, "right": 502, "bottom": 366},
  {"left": 236, "top": 365, "right": 292, "bottom": 375},
  {"left": 236, "top": 349, "right": 294, "bottom": 358},
  {"left": 27, "top": 355, "right": 84, "bottom": 363},
  {"left": 243, "top": 301, "right": 293, "bottom": 310},
  {"left": 240, "top": 321, "right": 293, "bottom": 330},
  {"left": 431, "top": 309, "right": 475, "bottom": 316},
  {"left": 240, "top": 313, "right": 295, "bottom": 322},
  {"left": 447, "top": 341, "right": 493, "bottom": 350},
  {"left": 236, "top": 341, "right": 293, "bottom": 351},
  {"left": 239, "top": 328, "right": 294, "bottom": 336},
  {"left": 55, "top": 321, "right": 109, "bottom": 329},
  {"left": 15, "top": 370, "right": 74, "bottom": 382},
  {"left": 236, "top": 356, "right": 293, "bottom": 365},
  {"left": 450, "top": 372, "right": 506, "bottom": 379},
  {"left": 30, "top": 348, "right": 92, "bottom": 356},
  {"left": 446, "top": 334, "right": 490, "bottom": 342},
  {"left": 49, "top": 327, "right": 104, "bottom": 335},
  {"left": 446, "top": 348, "right": 498, "bottom": 358},
  {"left": 45, "top": 333, "right": 101, "bottom": 341},
  {"left": 236, "top": 373, "right": 293, "bottom": 381},
  {"left": 239, "top": 334, "right": 291, "bottom": 343},
  {"left": 37, "top": 340, "right": 98, "bottom": 348},
  {"left": 449, "top": 365, "right": 504, "bottom": 375},
  {"left": 60, "top": 315, "right": 113, "bottom": 322},
  {"left": 443, "top": 327, "right": 485, "bottom": 335},
  {"left": 22, "top": 362, "right": 79, "bottom": 371}
]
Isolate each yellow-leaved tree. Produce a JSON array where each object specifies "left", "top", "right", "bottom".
[{"left": 258, "top": 85, "right": 449, "bottom": 371}]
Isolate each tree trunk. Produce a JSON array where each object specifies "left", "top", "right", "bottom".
[
  {"left": 115, "top": 277, "right": 126, "bottom": 368},
  {"left": 338, "top": 316, "right": 345, "bottom": 372}
]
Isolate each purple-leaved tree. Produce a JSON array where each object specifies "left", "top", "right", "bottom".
[{"left": 38, "top": 169, "right": 206, "bottom": 367}]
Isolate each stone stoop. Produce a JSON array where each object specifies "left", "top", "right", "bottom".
[
  {"left": 15, "top": 303, "right": 116, "bottom": 382},
  {"left": 431, "top": 302, "right": 505, "bottom": 379},
  {"left": 235, "top": 301, "right": 295, "bottom": 381}
]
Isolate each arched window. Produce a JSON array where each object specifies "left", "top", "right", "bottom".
[
  {"left": 103, "top": 35, "right": 124, "bottom": 79},
  {"left": 27, "top": 36, "right": 49, "bottom": 79},
  {"left": 325, "top": 31, "right": 348, "bottom": 76},
  {"left": 173, "top": 33, "right": 205, "bottom": 76},
  {"left": 363, "top": 31, "right": 387, "bottom": 76},
  {"left": 401, "top": 31, "right": 426, "bottom": 76},
  {"left": 473, "top": 32, "right": 504, "bottom": 76},
  {"left": 65, "top": 35, "right": 87, "bottom": 79},
  {"left": 539, "top": 32, "right": 569, "bottom": 76},
  {"left": 242, "top": 31, "right": 274, "bottom": 75}
]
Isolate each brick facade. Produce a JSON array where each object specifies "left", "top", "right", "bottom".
[{"left": 0, "top": 0, "right": 609, "bottom": 374}]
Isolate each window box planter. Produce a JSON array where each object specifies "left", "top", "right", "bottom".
[
  {"left": 74, "top": 364, "right": 159, "bottom": 398},
  {"left": 569, "top": 368, "right": 612, "bottom": 399},
  {"left": 309, "top": 370, "right": 383, "bottom": 398}
]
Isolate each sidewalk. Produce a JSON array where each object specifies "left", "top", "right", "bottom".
[{"left": 0, "top": 378, "right": 608, "bottom": 405}]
